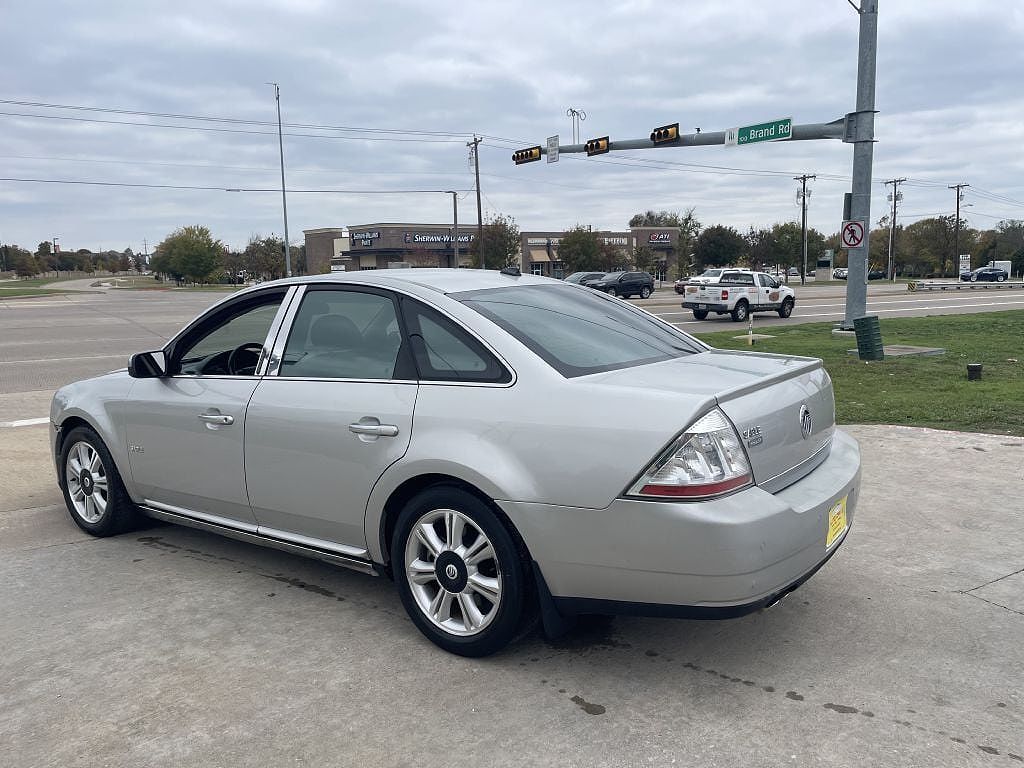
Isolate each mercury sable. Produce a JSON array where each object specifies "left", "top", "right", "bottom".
[{"left": 51, "top": 269, "right": 860, "bottom": 656}]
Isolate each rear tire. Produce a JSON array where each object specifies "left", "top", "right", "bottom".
[
  {"left": 971, "top": 273, "right": 978, "bottom": 282},
  {"left": 997, "top": 274, "right": 1006, "bottom": 282},
  {"left": 392, "top": 486, "right": 530, "bottom": 657},
  {"left": 59, "top": 426, "right": 140, "bottom": 537},
  {"left": 692, "top": 309, "right": 709, "bottom": 320},
  {"left": 731, "top": 300, "right": 749, "bottom": 322},
  {"left": 778, "top": 297, "right": 794, "bottom": 318},
  {"left": 640, "top": 286, "right": 652, "bottom": 299}
]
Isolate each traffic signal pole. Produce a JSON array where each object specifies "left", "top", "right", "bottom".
[{"left": 840, "top": 0, "right": 878, "bottom": 329}]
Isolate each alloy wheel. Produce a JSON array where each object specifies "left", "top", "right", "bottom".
[
  {"left": 65, "top": 441, "right": 109, "bottom": 523},
  {"left": 404, "top": 508, "right": 502, "bottom": 637}
]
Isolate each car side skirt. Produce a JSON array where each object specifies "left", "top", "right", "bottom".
[{"left": 140, "top": 505, "right": 381, "bottom": 576}]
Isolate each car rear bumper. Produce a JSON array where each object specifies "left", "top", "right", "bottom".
[
  {"left": 681, "top": 301, "right": 728, "bottom": 312},
  {"left": 499, "top": 428, "right": 861, "bottom": 614}
]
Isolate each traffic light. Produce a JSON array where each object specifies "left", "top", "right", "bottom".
[
  {"left": 584, "top": 136, "right": 610, "bottom": 156},
  {"left": 650, "top": 123, "right": 680, "bottom": 145},
  {"left": 512, "top": 146, "right": 542, "bottom": 164}
]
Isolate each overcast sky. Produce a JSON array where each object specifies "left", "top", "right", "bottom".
[{"left": 3, "top": 0, "right": 1023, "bottom": 253}]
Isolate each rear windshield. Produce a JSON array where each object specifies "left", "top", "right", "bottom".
[{"left": 453, "top": 284, "right": 705, "bottom": 378}]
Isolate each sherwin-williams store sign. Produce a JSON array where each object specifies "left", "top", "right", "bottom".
[{"left": 404, "top": 232, "right": 475, "bottom": 245}]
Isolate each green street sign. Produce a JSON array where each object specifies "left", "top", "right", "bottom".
[{"left": 725, "top": 117, "right": 792, "bottom": 147}]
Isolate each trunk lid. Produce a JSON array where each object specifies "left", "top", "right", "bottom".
[{"left": 586, "top": 349, "right": 835, "bottom": 492}]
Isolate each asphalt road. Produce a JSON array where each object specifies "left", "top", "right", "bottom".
[
  {"left": 645, "top": 282, "right": 1024, "bottom": 330},
  {"left": 3, "top": 283, "right": 1024, "bottom": 404},
  {"left": 1, "top": 286, "right": 1022, "bottom": 767}
]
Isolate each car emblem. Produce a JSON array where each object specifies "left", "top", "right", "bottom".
[
  {"left": 799, "top": 405, "right": 813, "bottom": 440},
  {"left": 445, "top": 564, "right": 459, "bottom": 580}
]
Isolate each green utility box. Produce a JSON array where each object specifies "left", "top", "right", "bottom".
[{"left": 853, "top": 315, "right": 884, "bottom": 361}]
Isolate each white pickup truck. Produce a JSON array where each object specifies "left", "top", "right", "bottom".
[{"left": 680, "top": 269, "right": 796, "bottom": 321}]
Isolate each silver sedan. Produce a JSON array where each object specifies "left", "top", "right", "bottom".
[{"left": 51, "top": 269, "right": 861, "bottom": 656}]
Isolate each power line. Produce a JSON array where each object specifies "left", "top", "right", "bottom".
[
  {"left": 0, "top": 98, "right": 476, "bottom": 138},
  {"left": 0, "top": 110, "right": 466, "bottom": 143},
  {"left": 0, "top": 177, "right": 470, "bottom": 194}
]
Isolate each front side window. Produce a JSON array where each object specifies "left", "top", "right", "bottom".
[
  {"left": 455, "top": 284, "right": 704, "bottom": 378},
  {"left": 175, "top": 293, "right": 285, "bottom": 376},
  {"left": 279, "top": 288, "right": 403, "bottom": 380}
]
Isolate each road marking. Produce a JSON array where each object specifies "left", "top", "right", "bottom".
[
  {"left": 2, "top": 353, "right": 127, "bottom": 364},
  {"left": 0, "top": 417, "right": 50, "bottom": 428}
]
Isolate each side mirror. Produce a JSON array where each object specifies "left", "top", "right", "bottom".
[{"left": 128, "top": 350, "right": 168, "bottom": 378}]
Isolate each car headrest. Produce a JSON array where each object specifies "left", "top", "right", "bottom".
[{"left": 308, "top": 314, "right": 362, "bottom": 350}]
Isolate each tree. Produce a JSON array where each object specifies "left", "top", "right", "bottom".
[
  {"left": 556, "top": 226, "right": 603, "bottom": 273},
  {"left": 694, "top": 225, "right": 747, "bottom": 267},
  {"left": 9, "top": 246, "right": 39, "bottom": 277},
  {"left": 154, "top": 225, "right": 224, "bottom": 283},
  {"left": 244, "top": 235, "right": 286, "bottom": 280},
  {"left": 469, "top": 213, "right": 521, "bottom": 269}
]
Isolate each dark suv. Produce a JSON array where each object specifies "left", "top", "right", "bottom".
[{"left": 583, "top": 271, "right": 655, "bottom": 298}]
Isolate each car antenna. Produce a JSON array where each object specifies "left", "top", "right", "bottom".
[{"left": 500, "top": 266, "right": 521, "bottom": 277}]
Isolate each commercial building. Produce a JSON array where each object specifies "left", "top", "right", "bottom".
[
  {"left": 304, "top": 223, "right": 684, "bottom": 278},
  {"left": 519, "top": 226, "right": 683, "bottom": 279},
  {"left": 304, "top": 224, "right": 475, "bottom": 274}
]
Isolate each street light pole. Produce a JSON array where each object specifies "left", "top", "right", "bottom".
[
  {"left": 949, "top": 183, "right": 969, "bottom": 276},
  {"left": 446, "top": 191, "right": 459, "bottom": 268},
  {"left": 268, "top": 82, "right": 292, "bottom": 277},
  {"left": 795, "top": 174, "right": 815, "bottom": 285}
]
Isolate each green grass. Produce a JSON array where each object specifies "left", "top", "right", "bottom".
[{"left": 694, "top": 311, "right": 1024, "bottom": 436}]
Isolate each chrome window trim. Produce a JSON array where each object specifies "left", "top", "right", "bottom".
[
  {"left": 255, "top": 286, "right": 301, "bottom": 376},
  {"left": 265, "top": 284, "right": 307, "bottom": 377}
]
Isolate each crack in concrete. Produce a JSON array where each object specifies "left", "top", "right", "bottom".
[{"left": 963, "top": 566, "right": 1024, "bottom": 594}]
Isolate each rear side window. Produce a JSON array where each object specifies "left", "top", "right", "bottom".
[
  {"left": 455, "top": 284, "right": 703, "bottom": 378},
  {"left": 401, "top": 299, "right": 511, "bottom": 383}
]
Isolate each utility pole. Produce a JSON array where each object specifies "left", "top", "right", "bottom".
[
  {"left": 795, "top": 174, "right": 815, "bottom": 285},
  {"left": 468, "top": 136, "right": 483, "bottom": 268},
  {"left": 268, "top": 82, "right": 292, "bottom": 277},
  {"left": 949, "top": 182, "right": 969, "bottom": 276},
  {"left": 884, "top": 178, "right": 905, "bottom": 280},
  {"left": 446, "top": 191, "right": 459, "bottom": 268}
]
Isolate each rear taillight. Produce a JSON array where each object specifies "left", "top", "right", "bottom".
[
  {"left": 721, "top": 289, "right": 729, "bottom": 300},
  {"left": 627, "top": 408, "right": 752, "bottom": 500}
]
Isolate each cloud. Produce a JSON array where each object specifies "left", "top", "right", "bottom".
[{"left": 1, "top": 0, "right": 1021, "bottom": 253}]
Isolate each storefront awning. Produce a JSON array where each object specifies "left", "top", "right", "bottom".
[{"left": 529, "top": 247, "right": 550, "bottom": 262}]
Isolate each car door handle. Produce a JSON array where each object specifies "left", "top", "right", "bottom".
[
  {"left": 198, "top": 413, "right": 234, "bottom": 426},
  {"left": 348, "top": 423, "right": 399, "bottom": 437}
]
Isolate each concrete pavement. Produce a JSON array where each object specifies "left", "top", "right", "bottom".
[{"left": 1, "top": 423, "right": 1022, "bottom": 768}]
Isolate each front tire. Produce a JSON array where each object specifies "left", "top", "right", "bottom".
[
  {"left": 778, "top": 297, "right": 794, "bottom": 318},
  {"left": 60, "top": 426, "right": 139, "bottom": 536},
  {"left": 640, "top": 286, "right": 652, "bottom": 299},
  {"left": 731, "top": 300, "right": 749, "bottom": 322},
  {"left": 997, "top": 274, "right": 1006, "bottom": 282},
  {"left": 392, "top": 486, "right": 529, "bottom": 657},
  {"left": 692, "top": 309, "right": 709, "bottom": 320},
  {"left": 606, "top": 287, "right": 618, "bottom": 297},
  {"left": 971, "top": 273, "right": 978, "bottom": 282}
]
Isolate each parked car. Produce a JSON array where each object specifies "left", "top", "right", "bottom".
[
  {"left": 583, "top": 270, "right": 654, "bottom": 298},
  {"left": 867, "top": 269, "right": 886, "bottom": 280},
  {"left": 961, "top": 266, "right": 1009, "bottom": 282},
  {"left": 787, "top": 267, "right": 800, "bottom": 277},
  {"left": 564, "top": 271, "right": 605, "bottom": 284},
  {"left": 51, "top": 269, "right": 860, "bottom": 657},
  {"left": 833, "top": 268, "right": 848, "bottom": 280}
]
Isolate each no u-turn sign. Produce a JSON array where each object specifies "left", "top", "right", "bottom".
[{"left": 841, "top": 220, "right": 866, "bottom": 248}]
